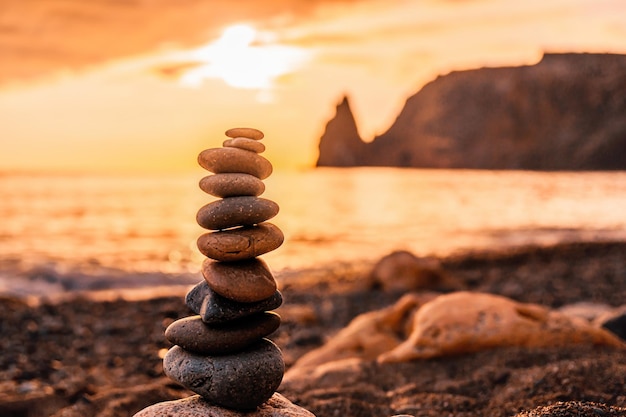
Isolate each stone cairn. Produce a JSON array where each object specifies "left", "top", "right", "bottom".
[{"left": 138, "top": 127, "right": 288, "bottom": 414}]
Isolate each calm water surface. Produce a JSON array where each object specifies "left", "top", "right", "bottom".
[{"left": 1, "top": 168, "right": 625, "bottom": 296}]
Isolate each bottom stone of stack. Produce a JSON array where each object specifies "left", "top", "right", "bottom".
[
  {"left": 163, "top": 338, "right": 285, "bottom": 410},
  {"left": 133, "top": 392, "right": 315, "bottom": 417}
]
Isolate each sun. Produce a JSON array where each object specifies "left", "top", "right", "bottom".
[{"left": 177, "top": 24, "right": 310, "bottom": 90}]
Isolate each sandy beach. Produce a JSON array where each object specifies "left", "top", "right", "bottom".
[{"left": 1, "top": 240, "right": 625, "bottom": 416}]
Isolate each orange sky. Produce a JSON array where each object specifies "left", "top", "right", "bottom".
[{"left": 1, "top": 0, "right": 625, "bottom": 173}]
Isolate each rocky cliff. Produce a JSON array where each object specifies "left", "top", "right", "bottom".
[{"left": 316, "top": 53, "right": 626, "bottom": 170}]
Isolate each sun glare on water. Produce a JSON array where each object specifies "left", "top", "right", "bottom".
[{"left": 178, "top": 24, "right": 310, "bottom": 91}]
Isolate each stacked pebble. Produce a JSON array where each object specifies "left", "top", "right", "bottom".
[{"left": 163, "top": 127, "right": 286, "bottom": 411}]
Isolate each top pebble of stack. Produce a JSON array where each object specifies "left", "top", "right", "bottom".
[
  {"left": 225, "top": 127, "right": 265, "bottom": 140},
  {"left": 198, "top": 128, "right": 272, "bottom": 180}
]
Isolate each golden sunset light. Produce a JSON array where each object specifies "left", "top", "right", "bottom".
[
  {"left": 175, "top": 24, "right": 311, "bottom": 91},
  {"left": 2, "top": 2, "right": 626, "bottom": 414},
  {"left": 0, "top": 0, "right": 625, "bottom": 173}
]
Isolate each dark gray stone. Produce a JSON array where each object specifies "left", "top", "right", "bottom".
[
  {"left": 163, "top": 339, "right": 285, "bottom": 410},
  {"left": 185, "top": 281, "right": 283, "bottom": 324},
  {"left": 165, "top": 312, "right": 281, "bottom": 355},
  {"left": 601, "top": 312, "right": 626, "bottom": 341}
]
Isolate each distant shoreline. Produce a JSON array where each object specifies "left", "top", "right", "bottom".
[{"left": 4, "top": 238, "right": 625, "bottom": 306}]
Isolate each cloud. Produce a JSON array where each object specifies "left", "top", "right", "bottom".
[
  {"left": 0, "top": 0, "right": 372, "bottom": 85},
  {"left": 2, "top": 0, "right": 625, "bottom": 88}
]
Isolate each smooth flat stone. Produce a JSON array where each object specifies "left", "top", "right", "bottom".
[
  {"left": 198, "top": 148, "right": 272, "bottom": 179},
  {"left": 186, "top": 281, "right": 283, "bottom": 324},
  {"left": 199, "top": 173, "right": 265, "bottom": 198},
  {"left": 225, "top": 127, "right": 264, "bottom": 140},
  {"left": 133, "top": 392, "right": 316, "bottom": 417},
  {"left": 165, "top": 312, "right": 281, "bottom": 355},
  {"left": 197, "top": 223, "right": 284, "bottom": 261},
  {"left": 223, "top": 138, "right": 266, "bottom": 153},
  {"left": 202, "top": 258, "right": 277, "bottom": 303},
  {"left": 163, "top": 339, "right": 284, "bottom": 410},
  {"left": 197, "top": 197, "right": 279, "bottom": 231}
]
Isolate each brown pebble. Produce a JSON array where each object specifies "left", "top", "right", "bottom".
[
  {"left": 225, "top": 127, "right": 264, "bottom": 140},
  {"left": 197, "top": 223, "right": 284, "bottom": 261},
  {"left": 223, "top": 137, "right": 266, "bottom": 153},
  {"left": 186, "top": 281, "right": 283, "bottom": 324},
  {"left": 199, "top": 173, "right": 265, "bottom": 198},
  {"left": 198, "top": 148, "right": 272, "bottom": 179},
  {"left": 163, "top": 339, "right": 284, "bottom": 410},
  {"left": 164, "top": 312, "right": 281, "bottom": 355},
  {"left": 202, "top": 258, "right": 277, "bottom": 303},
  {"left": 196, "top": 197, "right": 279, "bottom": 231}
]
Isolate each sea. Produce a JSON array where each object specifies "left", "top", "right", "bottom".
[{"left": 1, "top": 167, "right": 625, "bottom": 300}]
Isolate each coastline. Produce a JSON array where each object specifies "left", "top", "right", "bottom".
[{"left": 1, "top": 239, "right": 625, "bottom": 416}]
